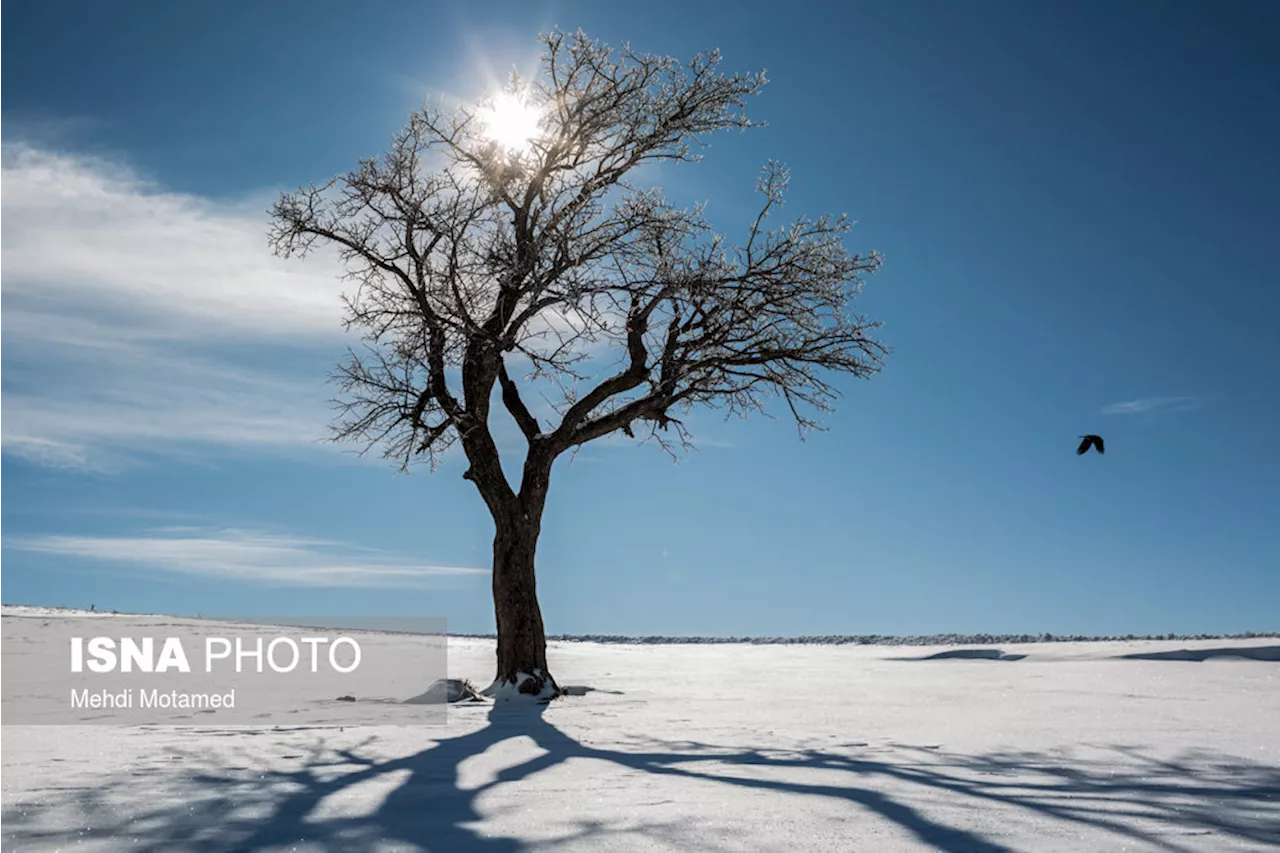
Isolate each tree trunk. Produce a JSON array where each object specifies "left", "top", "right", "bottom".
[
  {"left": 488, "top": 515, "right": 557, "bottom": 698},
  {"left": 479, "top": 444, "right": 559, "bottom": 699}
]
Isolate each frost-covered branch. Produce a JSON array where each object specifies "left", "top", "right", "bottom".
[{"left": 270, "top": 28, "right": 883, "bottom": 489}]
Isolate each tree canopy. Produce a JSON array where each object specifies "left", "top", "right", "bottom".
[{"left": 270, "top": 29, "right": 886, "bottom": 485}]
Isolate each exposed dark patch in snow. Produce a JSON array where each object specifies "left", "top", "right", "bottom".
[
  {"left": 895, "top": 649, "right": 1027, "bottom": 661},
  {"left": 1118, "top": 645, "right": 1280, "bottom": 662},
  {"left": 560, "top": 685, "right": 625, "bottom": 696}
]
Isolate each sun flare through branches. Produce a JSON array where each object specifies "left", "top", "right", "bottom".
[{"left": 475, "top": 92, "right": 544, "bottom": 154}]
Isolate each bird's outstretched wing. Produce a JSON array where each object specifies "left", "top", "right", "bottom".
[
  {"left": 1094, "top": 436, "right": 1104, "bottom": 454},
  {"left": 1076, "top": 436, "right": 1091, "bottom": 455}
]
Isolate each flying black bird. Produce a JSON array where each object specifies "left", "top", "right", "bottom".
[{"left": 1077, "top": 434, "right": 1105, "bottom": 455}]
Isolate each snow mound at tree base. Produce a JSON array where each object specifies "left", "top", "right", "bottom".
[{"left": 482, "top": 668, "right": 560, "bottom": 702}]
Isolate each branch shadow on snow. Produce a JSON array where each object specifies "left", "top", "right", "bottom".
[{"left": 3, "top": 703, "right": 1277, "bottom": 852}]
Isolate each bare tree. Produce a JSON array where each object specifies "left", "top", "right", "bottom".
[{"left": 270, "top": 29, "right": 886, "bottom": 699}]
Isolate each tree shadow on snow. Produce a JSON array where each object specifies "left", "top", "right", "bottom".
[{"left": 3, "top": 702, "right": 1277, "bottom": 852}]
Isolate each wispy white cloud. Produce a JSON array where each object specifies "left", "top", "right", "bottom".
[
  {"left": 1, "top": 143, "right": 720, "bottom": 471},
  {"left": 1, "top": 144, "right": 348, "bottom": 469},
  {"left": 7, "top": 528, "right": 487, "bottom": 588},
  {"left": 1, "top": 144, "right": 344, "bottom": 336},
  {"left": 0, "top": 436, "right": 96, "bottom": 471},
  {"left": 1100, "top": 396, "right": 1199, "bottom": 416}
]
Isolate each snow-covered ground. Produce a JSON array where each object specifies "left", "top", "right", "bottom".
[{"left": 2, "top": 607, "right": 1277, "bottom": 851}]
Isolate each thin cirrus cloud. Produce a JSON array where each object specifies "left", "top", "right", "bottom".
[
  {"left": 1100, "top": 396, "right": 1199, "bottom": 416},
  {"left": 1, "top": 143, "right": 350, "bottom": 470},
  {"left": 7, "top": 528, "right": 488, "bottom": 588}
]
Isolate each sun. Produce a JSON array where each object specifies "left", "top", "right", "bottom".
[{"left": 476, "top": 93, "right": 544, "bottom": 154}]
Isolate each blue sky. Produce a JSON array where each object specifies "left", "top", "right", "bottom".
[{"left": 3, "top": 0, "right": 1278, "bottom": 636}]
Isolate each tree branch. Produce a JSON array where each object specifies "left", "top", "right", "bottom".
[{"left": 497, "top": 360, "right": 543, "bottom": 441}]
